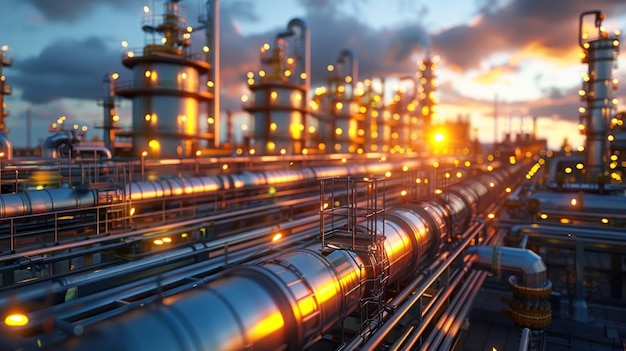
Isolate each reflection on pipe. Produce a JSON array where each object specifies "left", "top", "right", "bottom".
[{"left": 467, "top": 244, "right": 552, "bottom": 348}]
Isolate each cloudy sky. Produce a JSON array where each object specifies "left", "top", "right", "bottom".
[{"left": 1, "top": 0, "right": 625, "bottom": 150}]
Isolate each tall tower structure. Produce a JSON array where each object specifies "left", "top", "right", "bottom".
[
  {"left": 417, "top": 55, "right": 438, "bottom": 139},
  {"left": 578, "top": 11, "right": 620, "bottom": 182},
  {"left": 243, "top": 19, "right": 310, "bottom": 155},
  {"left": 0, "top": 45, "right": 11, "bottom": 135},
  {"left": 311, "top": 49, "right": 366, "bottom": 154},
  {"left": 115, "top": 0, "right": 214, "bottom": 158},
  {"left": 98, "top": 73, "right": 119, "bottom": 156}
]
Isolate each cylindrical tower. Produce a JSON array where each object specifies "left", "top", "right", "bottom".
[
  {"left": 0, "top": 45, "right": 12, "bottom": 135},
  {"left": 418, "top": 55, "right": 439, "bottom": 140},
  {"left": 578, "top": 10, "right": 620, "bottom": 182},
  {"left": 311, "top": 50, "right": 366, "bottom": 154},
  {"left": 115, "top": 0, "right": 213, "bottom": 158},
  {"left": 98, "top": 73, "right": 118, "bottom": 155},
  {"left": 243, "top": 19, "right": 310, "bottom": 155}
]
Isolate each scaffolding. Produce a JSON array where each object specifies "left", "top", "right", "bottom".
[{"left": 319, "top": 176, "right": 388, "bottom": 329}]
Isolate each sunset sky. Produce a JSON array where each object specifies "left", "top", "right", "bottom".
[{"left": 1, "top": 0, "right": 625, "bottom": 150}]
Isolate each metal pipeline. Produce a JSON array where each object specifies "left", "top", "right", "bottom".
[
  {"left": 508, "top": 223, "right": 626, "bottom": 252},
  {"left": 389, "top": 226, "right": 505, "bottom": 350},
  {"left": 2, "top": 165, "right": 515, "bottom": 350},
  {"left": 0, "top": 214, "right": 324, "bottom": 306},
  {"left": 466, "top": 244, "right": 552, "bottom": 341},
  {"left": 43, "top": 130, "right": 79, "bottom": 159},
  {"left": 355, "top": 221, "right": 484, "bottom": 350},
  {"left": 416, "top": 269, "right": 487, "bottom": 351},
  {"left": 397, "top": 257, "right": 477, "bottom": 350},
  {"left": 466, "top": 245, "right": 547, "bottom": 288},
  {"left": 429, "top": 270, "right": 488, "bottom": 351}
]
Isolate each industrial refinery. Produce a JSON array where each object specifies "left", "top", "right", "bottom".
[{"left": 0, "top": 1, "right": 624, "bottom": 350}]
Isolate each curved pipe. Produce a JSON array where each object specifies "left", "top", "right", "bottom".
[
  {"left": 578, "top": 10, "right": 604, "bottom": 48},
  {"left": 466, "top": 245, "right": 547, "bottom": 288},
  {"left": 43, "top": 130, "right": 79, "bottom": 159},
  {"left": 277, "top": 18, "right": 309, "bottom": 91}
]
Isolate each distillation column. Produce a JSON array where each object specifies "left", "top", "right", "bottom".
[
  {"left": 243, "top": 19, "right": 310, "bottom": 155},
  {"left": 0, "top": 46, "right": 11, "bottom": 136},
  {"left": 578, "top": 11, "right": 620, "bottom": 183},
  {"left": 115, "top": 0, "right": 214, "bottom": 158}
]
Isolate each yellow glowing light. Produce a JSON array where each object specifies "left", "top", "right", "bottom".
[
  {"left": 505, "top": 187, "right": 511, "bottom": 193},
  {"left": 270, "top": 91, "right": 278, "bottom": 99},
  {"left": 335, "top": 128, "right": 343, "bottom": 136},
  {"left": 222, "top": 164, "right": 229, "bottom": 170},
  {"left": 487, "top": 213, "right": 495, "bottom": 220},
  {"left": 154, "top": 239, "right": 164, "bottom": 245},
  {"left": 570, "top": 198, "right": 577, "bottom": 206},
  {"left": 540, "top": 213, "right": 548, "bottom": 220},
  {"left": 300, "top": 72, "right": 307, "bottom": 80},
  {"left": 112, "top": 115, "right": 120, "bottom": 122},
  {"left": 207, "top": 117, "right": 215, "bottom": 124},
  {"left": 385, "top": 171, "right": 392, "bottom": 178},
  {"left": 270, "top": 123, "right": 277, "bottom": 131},
  {"left": 327, "top": 64, "right": 334, "bottom": 72},
  {"left": 249, "top": 311, "right": 284, "bottom": 340},
  {"left": 400, "top": 190, "right": 407, "bottom": 196},
  {"left": 143, "top": 5, "right": 150, "bottom": 13},
  {"left": 601, "top": 218, "right": 609, "bottom": 224},
  {"left": 272, "top": 233, "right": 282, "bottom": 242},
  {"left": 181, "top": 233, "right": 189, "bottom": 238},
  {"left": 4, "top": 314, "right": 29, "bottom": 327},
  {"left": 129, "top": 207, "right": 136, "bottom": 216},
  {"left": 162, "top": 237, "right": 172, "bottom": 243}
]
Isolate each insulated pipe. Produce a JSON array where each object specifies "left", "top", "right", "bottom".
[
  {"left": 466, "top": 244, "right": 552, "bottom": 338},
  {"left": 509, "top": 223, "right": 626, "bottom": 251},
  {"left": 8, "top": 164, "right": 511, "bottom": 350},
  {"left": 465, "top": 245, "right": 546, "bottom": 288},
  {"left": 43, "top": 130, "right": 79, "bottom": 159}
]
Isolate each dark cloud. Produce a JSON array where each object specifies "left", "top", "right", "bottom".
[
  {"left": 21, "top": 0, "right": 133, "bottom": 22},
  {"left": 432, "top": 0, "right": 626, "bottom": 71},
  {"left": 12, "top": 37, "right": 124, "bottom": 104}
]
